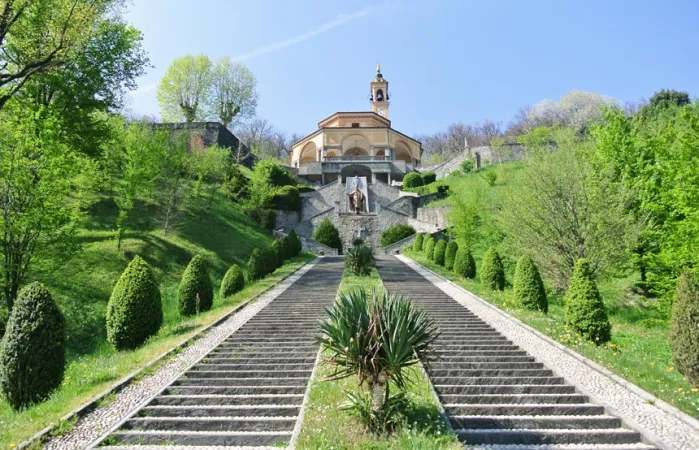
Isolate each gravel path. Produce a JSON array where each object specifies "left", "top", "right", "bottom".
[
  {"left": 397, "top": 255, "right": 699, "bottom": 450},
  {"left": 42, "top": 260, "right": 318, "bottom": 450}
]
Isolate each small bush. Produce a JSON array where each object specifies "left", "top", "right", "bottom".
[
  {"left": 288, "top": 229, "right": 302, "bottom": 256},
  {"left": 402, "top": 244, "right": 412, "bottom": 252},
  {"left": 461, "top": 159, "right": 474, "bottom": 173},
  {"left": 380, "top": 224, "right": 416, "bottom": 247},
  {"left": 271, "top": 240, "right": 284, "bottom": 268},
  {"left": 270, "top": 185, "right": 301, "bottom": 211},
  {"left": 106, "top": 256, "right": 163, "bottom": 350},
  {"left": 482, "top": 170, "right": 497, "bottom": 187},
  {"left": 0, "top": 282, "right": 66, "bottom": 410},
  {"left": 425, "top": 237, "right": 436, "bottom": 261},
  {"left": 313, "top": 218, "right": 343, "bottom": 254},
  {"left": 261, "top": 246, "right": 276, "bottom": 275},
  {"left": 421, "top": 171, "right": 437, "bottom": 185},
  {"left": 246, "top": 208, "right": 277, "bottom": 230},
  {"left": 437, "top": 184, "right": 451, "bottom": 196},
  {"left": 480, "top": 248, "right": 505, "bottom": 290},
  {"left": 178, "top": 255, "right": 214, "bottom": 316},
  {"left": 252, "top": 159, "right": 296, "bottom": 187},
  {"left": 247, "top": 248, "right": 266, "bottom": 281},
  {"left": 433, "top": 240, "right": 447, "bottom": 266},
  {"left": 564, "top": 259, "right": 611, "bottom": 344},
  {"left": 220, "top": 265, "right": 245, "bottom": 299},
  {"left": 345, "top": 244, "right": 374, "bottom": 276},
  {"left": 514, "top": 256, "right": 548, "bottom": 313},
  {"left": 413, "top": 233, "right": 424, "bottom": 252},
  {"left": 445, "top": 241, "right": 459, "bottom": 271},
  {"left": 402, "top": 172, "right": 423, "bottom": 189},
  {"left": 670, "top": 271, "right": 699, "bottom": 384},
  {"left": 454, "top": 247, "right": 476, "bottom": 278},
  {"left": 352, "top": 238, "right": 364, "bottom": 246}
]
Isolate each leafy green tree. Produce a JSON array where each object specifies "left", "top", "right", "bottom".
[
  {"left": 480, "top": 248, "right": 505, "bottom": 291},
  {"left": 0, "top": 106, "right": 93, "bottom": 311},
  {"left": 106, "top": 256, "right": 163, "bottom": 350},
  {"left": 424, "top": 236, "right": 436, "bottom": 261},
  {"left": 247, "top": 248, "right": 266, "bottom": 281},
  {"left": 514, "top": 256, "right": 547, "bottom": 312},
  {"left": 157, "top": 54, "right": 212, "bottom": 122},
  {"left": 209, "top": 57, "right": 258, "bottom": 128},
  {"left": 413, "top": 233, "right": 424, "bottom": 252},
  {"left": 0, "top": 282, "right": 65, "bottom": 410},
  {"left": 380, "top": 224, "right": 416, "bottom": 247},
  {"left": 453, "top": 247, "right": 476, "bottom": 279},
  {"left": 318, "top": 289, "right": 438, "bottom": 433},
  {"left": 649, "top": 89, "right": 690, "bottom": 109},
  {"left": 313, "top": 219, "right": 343, "bottom": 254},
  {"left": 270, "top": 185, "right": 301, "bottom": 211},
  {"left": 433, "top": 240, "right": 447, "bottom": 266},
  {"left": 670, "top": 271, "right": 699, "bottom": 384},
  {"left": 220, "top": 264, "right": 245, "bottom": 299},
  {"left": 445, "top": 241, "right": 458, "bottom": 271},
  {"left": 402, "top": 173, "right": 423, "bottom": 189},
  {"left": 177, "top": 255, "right": 213, "bottom": 316},
  {"left": 190, "top": 144, "right": 231, "bottom": 210},
  {"left": 156, "top": 132, "right": 193, "bottom": 234},
  {"left": 564, "top": 259, "right": 611, "bottom": 344}
]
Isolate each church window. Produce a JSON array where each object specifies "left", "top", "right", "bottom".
[{"left": 351, "top": 122, "right": 360, "bottom": 128}]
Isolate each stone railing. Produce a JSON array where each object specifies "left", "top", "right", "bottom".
[{"left": 324, "top": 156, "right": 390, "bottom": 162}]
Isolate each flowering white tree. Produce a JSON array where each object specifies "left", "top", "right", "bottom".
[{"left": 523, "top": 90, "right": 618, "bottom": 133}]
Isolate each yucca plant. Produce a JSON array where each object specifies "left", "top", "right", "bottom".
[
  {"left": 317, "top": 288, "right": 439, "bottom": 433},
  {"left": 345, "top": 244, "right": 374, "bottom": 276}
]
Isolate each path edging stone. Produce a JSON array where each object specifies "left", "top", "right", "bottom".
[
  {"left": 398, "top": 254, "right": 699, "bottom": 450},
  {"left": 17, "top": 257, "right": 317, "bottom": 450}
]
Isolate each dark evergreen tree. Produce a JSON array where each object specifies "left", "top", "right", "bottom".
[
  {"left": 445, "top": 241, "right": 459, "bottom": 271},
  {"left": 178, "top": 255, "right": 214, "bottom": 316},
  {"left": 564, "top": 259, "right": 611, "bottom": 344},
  {"left": 220, "top": 264, "right": 245, "bottom": 299},
  {"left": 424, "top": 236, "right": 436, "bottom": 261},
  {"left": 271, "top": 240, "right": 284, "bottom": 268},
  {"left": 313, "top": 218, "right": 343, "bottom": 254},
  {"left": 247, "top": 248, "right": 266, "bottom": 281},
  {"left": 453, "top": 247, "right": 476, "bottom": 279},
  {"left": 514, "top": 256, "right": 548, "bottom": 313},
  {"left": 402, "top": 172, "right": 424, "bottom": 188},
  {"left": 670, "top": 271, "right": 699, "bottom": 384},
  {"left": 433, "top": 240, "right": 447, "bottom": 266},
  {"left": 480, "top": 248, "right": 505, "bottom": 290}
]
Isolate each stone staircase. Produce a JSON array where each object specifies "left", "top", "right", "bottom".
[
  {"left": 375, "top": 256, "right": 657, "bottom": 450},
  {"left": 94, "top": 258, "right": 344, "bottom": 449}
]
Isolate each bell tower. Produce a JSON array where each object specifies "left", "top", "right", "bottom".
[{"left": 370, "top": 63, "right": 389, "bottom": 119}]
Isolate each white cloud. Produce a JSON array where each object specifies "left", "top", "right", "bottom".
[
  {"left": 232, "top": 6, "right": 375, "bottom": 62},
  {"left": 130, "top": 81, "right": 158, "bottom": 97}
]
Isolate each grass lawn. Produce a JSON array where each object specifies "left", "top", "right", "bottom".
[
  {"left": 296, "top": 267, "right": 462, "bottom": 450},
  {"left": 403, "top": 249, "right": 699, "bottom": 419},
  {"left": 0, "top": 186, "right": 314, "bottom": 448}
]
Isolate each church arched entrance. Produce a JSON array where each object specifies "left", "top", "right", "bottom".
[{"left": 341, "top": 164, "right": 372, "bottom": 183}]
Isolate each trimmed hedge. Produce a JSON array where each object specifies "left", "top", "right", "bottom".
[
  {"left": 313, "top": 218, "right": 343, "bottom": 254},
  {"left": 445, "top": 241, "right": 459, "bottom": 271},
  {"left": 270, "top": 185, "right": 301, "bottom": 211},
  {"left": 0, "top": 282, "right": 66, "bottom": 410},
  {"left": 262, "top": 246, "right": 276, "bottom": 275},
  {"left": 220, "top": 264, "right": 245, "bottom": 299},
  {"left": 402, "top": 172, "right": 424, "bottom": 189},
  {"left": 247, "top": 248, "right": 266, "bottom": 281},
  {"left": 425, "top": 236, "right": 436, "bottom": 260},
  {"left": 287, "top": 229, "right": 302, "bottom": 257},
  {"left": 271, "top": 240, "right": 284, "bottom": 268},
  {"left": 106, "top": 256, "right": 163, "bottom": 350},
  {"left": 670, "top": 271, "right": 699, "bottom": 384},
  {"left": 454, "top": 247, "right": 476, "bottom": 279},
  {"left": 421, "top": 171, "right": 437, "bottom": 185},
  {"left": 380, "top": 224, "right": 416, "bottom": 247},
  {"left": 413, "top": 233, "right": 424, "bottom": 252},
  {"left": 178, "top": 255, "right": 213, "bottom": 316},
  {"left": 480, "top": 248, "right": 505, "bottom": 290},
  {"left": 514, "top": 256, "right": 548, "bottom": 313},
  {"left": 564, "top": 259, "right": 611, "bottom": 344},
  {"left": 433, "top": 240, "right": 447, "bottom": 266}
]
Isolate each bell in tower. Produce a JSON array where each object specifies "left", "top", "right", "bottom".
[{"left": 370, "top": 63, "right": 390, "bottom": 118}]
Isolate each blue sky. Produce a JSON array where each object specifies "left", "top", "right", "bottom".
[{"left": 125, "top": 0, "right": 699, "bottom": 136}]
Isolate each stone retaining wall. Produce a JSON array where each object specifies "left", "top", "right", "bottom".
[{"left": 416, "top": 206, "right": 451, "bottom": 229}]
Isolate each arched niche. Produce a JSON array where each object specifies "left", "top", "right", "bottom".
[
  {"left": 341, "top": 164, "right": 372, "bottom": 183},
  {"left": 299, "top": 142, "right": 317, "bottom": 165},
  {"left": 326, "top": 149, "right": 339, "bottom": 158},
  {"left": 394, "top": 141, "right": 413, "bottom": 164},
  {"left": 341, "top": 134, "right": 370, "bottom": 156}
]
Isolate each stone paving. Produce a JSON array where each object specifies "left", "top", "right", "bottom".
[
  {"left": 391, "top": 255, "right": 699, "bottom": 450},
  {"left": 41, "top": 258, "right": 344, "bottom": 450}
]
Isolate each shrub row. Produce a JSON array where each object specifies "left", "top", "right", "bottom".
[
  {"left": 380, "top": 224, "right": 416, "bottom": 248},
  {"left": 402, "top": 171, "right": 437, "bottom": 190}
]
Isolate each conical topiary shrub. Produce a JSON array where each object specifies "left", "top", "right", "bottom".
[
  {"left": 262, "top": 245, "right": 276, "bottom": 275},
  {"left": 106, "top": 256, "right": 163, "bottom": 350},
  {"left": 454, "top": 247, "right": 476, "bottom": 279},
  {"left": 0, "top": 282, "right": 66, "bottom": 410},
  {"left": 220, "top": 264, "right": 245, "bottom": 299},
  {"left": 272, "top": 239, "right": 284, "bottom": 267},
  {"left": 288, "top": 229, "right": 302, "bottom": 257},
  {"left": 514, "top": 256, "right": 548, "bottom": 313},
  {"left": 480, "top": 248, "right": 505, "bottom": 290},
  {"left": 247, "top": 248, "right": 266, "bottom": 282},
  {"left": 413, "top": 233, "right": 424, "bottom": 253},
  {"left": 445, "top": 241, "right": 459, "bottom": 271},
  {"left": 670, "top": 271, "right": 699, "bottom": 384},
  {"left": 178, "top": 255, "right": 214, "bottom": 316},
  {"left": 564, "top": 259, "right": 611, "bottom": 344},
  {"left": 422, "top": 233, "right": 432, "bottom": 251},
  {"left": 313, "top": 218, "right": 343, "bottom": 254},
  {"left": 433, "top": 240, "right": 447, "bottom": 266},
  {"left": 424, "top": 236, "right": 436, "bottom": 261}
]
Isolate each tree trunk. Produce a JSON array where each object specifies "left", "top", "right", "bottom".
[{"left": 371, "top": 380, "right": 384, "bottom": 412}]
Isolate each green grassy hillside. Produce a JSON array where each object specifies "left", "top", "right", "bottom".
[{"left": 0, "top": 187, "right": 313, "bottom": 447}]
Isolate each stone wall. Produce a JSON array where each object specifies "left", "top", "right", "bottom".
[
  {"left": 416, "top": 206, "right": 451, "bottom": 229},
  {"left": 275, "top": 210, "right": 300, "bottom": 231},
  {"left": 299, "top": 235, "right": 338, "bottom": 256},
  {"left": 428, "top": 144, "right": 526, "bottom": 179}
]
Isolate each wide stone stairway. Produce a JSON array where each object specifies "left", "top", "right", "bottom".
[
  {"left": 376, "top": 256, "right": 656, "bottom": 450},
  {"left": 95, "top": 258, "right": 344, "bottom": 448}
]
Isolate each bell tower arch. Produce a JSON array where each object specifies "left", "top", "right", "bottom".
[{"left": 369, "top": 63, "right": 389, "bottom": 119}]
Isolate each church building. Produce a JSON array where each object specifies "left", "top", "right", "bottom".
[{"left": 290, "top": 65, "right": 422, "bottom": 185}]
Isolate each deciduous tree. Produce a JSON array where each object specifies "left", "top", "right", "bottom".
[
  {"left": 157, "top": 54, "right": 212, "bottom": 122},
  {"left": 209, "top": 57, "right": 257, "bottom": 128}
]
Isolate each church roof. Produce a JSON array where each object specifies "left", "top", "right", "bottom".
[{"left": 318, "top": 111, "right": 391, "bottom": 128}]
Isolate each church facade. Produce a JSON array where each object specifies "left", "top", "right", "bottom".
[{"left": 290, "top": 65, "right": 422, "bottom": 185}]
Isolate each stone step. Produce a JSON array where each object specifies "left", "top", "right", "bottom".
[
  {"left": 164, "top": 386, "right": 307, "bottom": 396},
  {"left": 189, "top": 363, "right": 314, "bottom": 371},
  {"left": 123, "top": 416, "right": 297, "bottom": 432},
  {"left": 433, "top": 350, "right": 527, "bottom": 357},
  {"left": 139, "top": 405, "right": 300, "bottom": 418},
  {"left": 429, "top": 368, "right": 554, "bottom": 378},
  {"left": 151, "top": 394, "right": 303, "bottom": 407},
  {"left": 455, "top": 444, "right": 657, "bottom": 450},
  {"left": 432, "top": 376, "right": 567, "bottom": 386},
  {"left": 439, "top": 394, "right": 589, "bottom": 405},
  {"left": 434, "top": 356, "right": 536, "bottom": 363},
  {"left": 106, "top": 430, "right": 291, "bottom": 446},
  {"left": 450, "top": 415, "right": 623, "bottom": 430},
  {"left": 176, "top": 377, "right": 309, "bottom": 386},
  {"left": 432, "top": 344, "right": 519, "bottom": 351},
  {"left": 201, "top": 357, "right": 317, "bottom": 365},
  {"left": 184, "top": 369, "right": 312, "bottom": 379},
  {"left": 430, "top": 362, "right": 545, "bottom": 370},
  {"left": 444, "top": 404, "right": 606, "bottom": 416},
  {"left": 435, "top": 384, "right": 577, "bottom": 395},
  {"left": 455, "top": 428, "right": 642, "bottom": 445}
]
